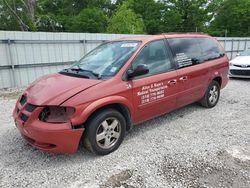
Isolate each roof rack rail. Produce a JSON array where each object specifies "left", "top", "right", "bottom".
[{"left": 161, "top": 32, "right": 208, "bottom": 35}]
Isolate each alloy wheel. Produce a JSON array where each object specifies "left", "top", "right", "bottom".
[
  {"left": 209, "top": 85, "right": 219, "bottom": 105},
  {"left": 95, "top": 117, "right": 121, "bottom": 149}
]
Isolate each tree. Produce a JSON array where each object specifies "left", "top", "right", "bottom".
[
  {"left": 161, "top": 6, "right": 182, "bottom": 32},
  {"left": 209, "top": 0, "right": 250, "bottom": 37},
  {"left": 0, "top": 0, "right": 249, "bottom": 36},
  {"left": 161, "top": 0, "right": 213, "bottom": 33},
  {"left": 0, "top": 0, "right": 37, "bottom": 31},
  {"left": 107, "top": 1, "right": 145, "bottom": 34},
  {"left": 32, "top": 0, "right": 112, "bottom": 32},
  {"left": 129, "top": 0, "right": 164, "bottom": 34},
  {"left": 69, "top": 8, "right": 108, "bottom": 33},
  {"left": 37, "top": 0, "right": 112, "bottom": 16}
]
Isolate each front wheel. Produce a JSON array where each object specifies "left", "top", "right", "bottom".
[
  {"left": 83, "top": 109, "right": 126, "bottom": 155},
  {"left": 200, "top": 80, "right": 220, "bottom": 108}
]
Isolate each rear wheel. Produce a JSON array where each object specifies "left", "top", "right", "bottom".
[
  {"left": 83, "top": 109, "right": 126, "bottom": 155},
  {"left": 200, "top": 80, "right": 220, "bottom": 108}
]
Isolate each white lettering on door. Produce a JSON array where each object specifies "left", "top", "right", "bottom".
[{"left": 137, "top": 82, "right": 168, "bottom": 104}]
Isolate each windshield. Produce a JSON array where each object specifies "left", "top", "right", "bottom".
[
  {"left": 240, "top": 48, "right": 250, "bottom": 56},
  {"left": 62, "top": 41, "right": 141, "bottom": 79}
]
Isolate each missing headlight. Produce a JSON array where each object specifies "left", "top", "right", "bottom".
[{"left": 39, "top": 106, "right": 75, "bottom": 123}]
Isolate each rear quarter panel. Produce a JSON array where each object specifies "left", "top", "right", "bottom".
[{"left": 208, "top": 55, "right": 229, "bottom": 90}]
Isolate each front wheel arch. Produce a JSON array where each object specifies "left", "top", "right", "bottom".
[
  {"left": 70, "top": 96, "right": 133, "bottom": 130},
  {"left": 84, "top": 103, "right": 133, "bottom": 132}
]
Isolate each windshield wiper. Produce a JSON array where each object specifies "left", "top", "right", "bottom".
[{"left": 69, "top": 65, "right": 100, "bottom": 79}]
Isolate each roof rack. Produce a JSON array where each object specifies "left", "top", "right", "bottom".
[{"left": 161, "top": 32, "right": 208, "bottom": 35}]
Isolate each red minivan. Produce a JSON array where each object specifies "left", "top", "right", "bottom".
[{"left": 13, "top": 33, "right": 229, "bottom": 155}]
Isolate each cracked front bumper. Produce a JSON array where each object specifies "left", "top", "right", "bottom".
[{"left": 14, "top": 118, "right": 84, "bottom": 154}]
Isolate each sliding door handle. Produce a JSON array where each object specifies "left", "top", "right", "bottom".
[
  {"left": 168, "top": 79, "right": 177, "bottom": 86},
  {"left": 179, "top": 76, "right": 188, "bottom": 81}
]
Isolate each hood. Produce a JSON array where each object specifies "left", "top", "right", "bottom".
[
  {"left": 231, "top": 56, "right": 250, "bottom": 65},
  {"left": 25, "top": 73, "right": 102, "bottom": 106}
]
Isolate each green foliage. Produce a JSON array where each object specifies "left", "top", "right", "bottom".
[
  {"left": 36, "top": 0, "right": 111, "bottom": 32},
  {"left": 69, "top": 8, "right": 108, "bottom": 33},
  {"left": 107, "top": 1, "right": 144, "bottom": 34},
  {"left": 209, "top": 0, "right": 250, "bottom": 37},
  {"left": 162, "top": 0, "right": 212, "bottom": 32},
  {"left": 129, "top": 0, "right": 164, "bottom": 34},
  {"left": 0, "top": 0, "right": 37, "bottom": 31},
  {"left": 0, "top": 0, "right": 249, "bottom": 36}
]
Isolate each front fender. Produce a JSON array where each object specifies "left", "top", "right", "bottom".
[{"left": 70, "top": 96, "right": 134, "bottom": 126}]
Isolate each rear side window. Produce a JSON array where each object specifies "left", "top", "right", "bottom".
[
  {"left": 168, "top": 37, "right": 224, "bottom": 69},
  {"left": 168, "top": 38, "right": 202, "bottom": 68}
]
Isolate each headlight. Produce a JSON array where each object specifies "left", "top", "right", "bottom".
[{"left": 39, "top": 106, "right": 75, "bottom": 123}]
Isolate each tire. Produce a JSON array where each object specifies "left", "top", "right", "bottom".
[
  {"left": 200, "top": 80, "right": 220, "bottom": 108},
  {"left": 83, "top": 108, "right": 126, "bottom": 155}
]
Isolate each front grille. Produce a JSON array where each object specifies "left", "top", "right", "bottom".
[
  {"left": 233, "top": 64, "right": 250, "bottom": 68},
  {"left": 25, "top": 104, "right": 37, "bottom": 112},
  {"left": 17, "top": 95, "right": 34, "bottom": 124},
  {"left": 20, "top": 95, "right": 27, "bottom": 105},
  {"left": 20, "top": 113, "right": 28, "bottom": 122},
  {"left": 230, "top": 70, "right": 250, "bottom": 76}
]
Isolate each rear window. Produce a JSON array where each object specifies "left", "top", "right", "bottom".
[{"left": 168, "top": 37, "right": 224, "bottom": 69}]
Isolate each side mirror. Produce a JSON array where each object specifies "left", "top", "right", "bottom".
[
  {"left": 127, "top": 64, "right": 149, "bottom": 79},
  {"left": 236, "top": 53, "right": 240, "bottom": 56}
]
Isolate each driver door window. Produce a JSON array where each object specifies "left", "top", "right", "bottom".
[
  {"left": 130, "top": 39, "right": 178, "bottom": 123},
  {"left": 132, "top": 40, "right": 174, "bottom": 78}
]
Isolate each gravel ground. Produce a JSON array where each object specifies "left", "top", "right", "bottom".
[{"left": 0, "top": 79, "right": 250, "bottom": 188}]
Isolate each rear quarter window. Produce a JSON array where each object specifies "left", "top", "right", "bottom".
[{"left": 198, "top": 38, "right": 224, "bottom": 62}]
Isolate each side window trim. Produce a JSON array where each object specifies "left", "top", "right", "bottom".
[
  {"left": 165, "top": 39, "right": 179, "bottom": 70},
  {"left": 129, "top": 39, "right": 176, "bottom": 80},
  {"left": 163, "top": 39, "right": 178, "bottom": 70}
]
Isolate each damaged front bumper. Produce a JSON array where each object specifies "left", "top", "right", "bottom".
[{"left": 13, "top": 96, "right": 84, "bottom": 154}]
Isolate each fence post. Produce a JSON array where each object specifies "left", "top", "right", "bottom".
[
  {"left": 236, "top": 39, "right": 240, "bottom": 54},
  {"left": 224, "top": 38, "right": 226, "bottom": 52},
  {"left": 230, "top": 39, "right": 234, "bottom": 60},
  {"left": 6, "top": 39, "right": 17, "bottom": 87},
  {"left": 244, "top": 39, "right": 247, "bottom": 51},
  {"left": 80, "top": 39, "right": 87, "bottom": 56}
]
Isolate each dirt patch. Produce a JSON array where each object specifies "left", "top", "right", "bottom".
[
  {"left": 100, "top": 170, "right": 133, "bottom": 188},
  {"left": 226, "top": 99, "right": 239, "bottom": 104},
  {"left": 0, "top": 88, "right": 24, "bottom": 99},
  {"left": 218, "top": 147, "right": 250, "bottom": 170},
  {"left": 160, "top": 154, "right": 250, "bottom": 188}
]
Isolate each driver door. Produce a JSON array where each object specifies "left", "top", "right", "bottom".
[{"left": 129, "top": 40, "right": 179, "bottom": 124}]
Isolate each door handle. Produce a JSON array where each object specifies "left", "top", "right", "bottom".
[
  {"left": 179, "top": 76, "right": 188, "bottom": 81},
  {"left": 168, "top": 79, "right": 177, "bottom": 86}
]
